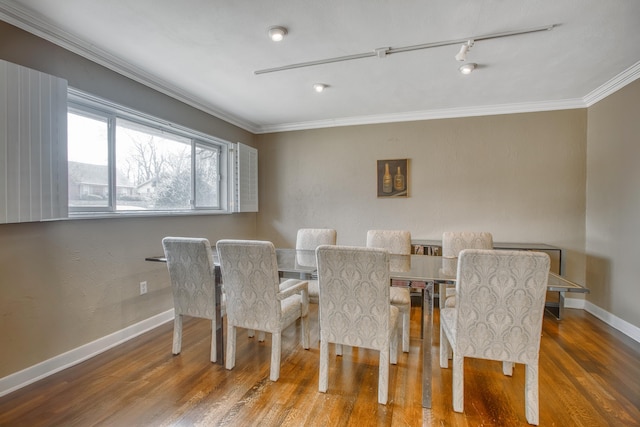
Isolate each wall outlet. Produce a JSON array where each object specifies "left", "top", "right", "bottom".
[{"left": 140, "top": 281, "right": 148, "bottom": 295}]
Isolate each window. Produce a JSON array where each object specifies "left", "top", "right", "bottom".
[{"left": 68, "top": 89, "right": 232, "bottom": 215}]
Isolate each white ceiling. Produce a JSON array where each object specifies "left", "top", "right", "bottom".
[{"left": 2, "top": 0, "right": 640, "bottom": 133}]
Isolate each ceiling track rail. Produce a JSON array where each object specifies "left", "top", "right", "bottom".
[{"left": 255, "top": 24, "right": 556, "bottom": 75}]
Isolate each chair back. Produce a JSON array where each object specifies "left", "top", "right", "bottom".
[
  {"left": 216, "top": 240, "right": 281, "bottom": 331},
  {"left": 442, "top": 231, "right": 493, "bottom": 275},
  {"left": 316, "top": 245, "right": 391, "bottom": 350},
  {"left": 455, "top": 249, "right": 550, "bottom": 364},
  {"left": 366, "top": 229, "right": 411, "bottom": 272},
  {"left": 296, "top": 228, "right": 337, "bottom": 267},
  {"left": 162, "top": 237, "right": 216, "bottom": 319}
]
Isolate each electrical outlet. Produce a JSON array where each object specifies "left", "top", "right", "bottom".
[{"left": 140, "top": 281, "right": 148, "bottom": 295}]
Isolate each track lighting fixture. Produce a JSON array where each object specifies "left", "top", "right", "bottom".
[
  {"left": 455, "top": 40, "right": 474, "bottom": 62},
  {"left": 459, "top": 63, "right": 477, "bottom": 75},
  {"left": 255, "top": 24, "right": 555, "bottom": 75},
  {"left": 268, "top": 26, "right": 287, "bottom": 42}
]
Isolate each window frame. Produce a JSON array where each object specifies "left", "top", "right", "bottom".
[{"left": 67, "top": 88, "right": 232, "bottom": 218}]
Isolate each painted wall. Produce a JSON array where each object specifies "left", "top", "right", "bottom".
[
  {"left": 586, "top": 79, "right": 640, "bottom": 328},
  {"left": 256, "top": 110, "right": 588, "bottom": 284},
  {"left": 0, "top": 22, "right": 256, "bottom": 377}
]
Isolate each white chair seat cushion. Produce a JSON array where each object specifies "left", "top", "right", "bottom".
[
  {"left": 390, "top": 287, "right": 410, "bottom": 305},
  {"left": 389, "top": 305, "right": 400, "bottom": 331},
  {"left": 281, "top": 294, "right": 304, "bottom": 326},
  {"left": 307, "top": 279, "right": 319, "bottom": 303}
]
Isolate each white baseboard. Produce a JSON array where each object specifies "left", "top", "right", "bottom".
[
  {"left": 0, "top": 309, "right": 174, "bottom": 398},
  {"left": 564, "top": 296, "right": 586, "bottom": 309},
  {"left": 2, "top": 300, "right": 639, "bottom": 398},
  {"left": 583, "top": 301, "right": 640, "bottom": 344}
]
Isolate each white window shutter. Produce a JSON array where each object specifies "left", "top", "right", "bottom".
[
  {"left": 0, "top": 60, "right": 68, "bottom": 223},
  {"left": 234, "top": 142, "right": 258, "bottom": 212}
]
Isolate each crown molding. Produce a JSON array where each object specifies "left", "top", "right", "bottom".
[
  {"left": 0, "top": 2, "right": 260, "bottom": 133},
  {"left": 583, "top": 61, "right": 640, "bottom": 106},
  {"left": 255, "top": 98, "right": 587, "bottom": 133},
  {"left": 2, "top": 1, "right": 637, "bottom": 136}
]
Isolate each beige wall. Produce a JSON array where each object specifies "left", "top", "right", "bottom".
[
  {"left": 0, "top": 22, "right": 257, "bottom": 377},
  {"left": 2, "top": 16, "right": 638, "bottom": 383},
  {"left": 257, "top": 110, "right": 587, "bottom": 283},
  {"left": 586, "top": 79, "right": 640, "bottom": 328}
]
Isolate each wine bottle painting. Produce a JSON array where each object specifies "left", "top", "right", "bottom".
[{"left": 377, "top": 159, "right": 408, "bottom": 198}]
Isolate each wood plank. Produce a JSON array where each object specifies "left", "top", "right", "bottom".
[{"left": 0, "top": 306, "right": 638, "bottom": 426}]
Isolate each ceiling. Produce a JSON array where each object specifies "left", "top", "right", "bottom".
[{"left": 2, "top": 0, "right": 640, "bottom": 133}]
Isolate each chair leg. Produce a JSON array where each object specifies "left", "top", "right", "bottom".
[
  {"left": 391, "top": 323, "right": 399, "bottom": 365},
  {"left": 225, "top": 323, "right": 236, "bottom": 371},
  {"left": 258, "top": 331, "right": 266, "bottom": 342},
  {"left": 319, "top": 338, "right": 329, "bottom": 392},
  {"left": 452, "top": 353, "right": 464, "bottom": 413},
  {"left": 172, "top": 314, "right": 182, "bottom": 355},
  {"left": 378, "top": 346, "right": 390, "bottom": 404},
  {"left": 210, "top": 318, "right": 217, "bottom": 363},
  {"left": 336, "top": 344, "right": 343, "bottom": 356},
  {"left": 440, "top": 323, "right": 450, "bottom": 368},
  {"left": 270, "top": 332, "right": 281, "bottom": 381},
  {"left": 248, "top": 329, "right": 255, "bottom": 338},
  {"left": 301, "top": 314, "right": 310, "bottom": 350},
  {"left": 503, "top": 361, "right": 513, "bottom": 376},
  {"left": 402, "top": 308, "right": 410, "bottom": 353},
  {"left": 525, "top": 363, "right": 540, "bottom": 425}
]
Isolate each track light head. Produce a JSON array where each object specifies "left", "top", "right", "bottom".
[
  {"left": 455, "top": 40, "right": 474, "bottom": 61},
  {"left": 459, "top": 63, "right": 477, "bottom": 75}
]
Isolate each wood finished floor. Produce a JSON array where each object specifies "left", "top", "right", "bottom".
[{"left": 1, "top": 304, "right": 639, "bottom": 426}]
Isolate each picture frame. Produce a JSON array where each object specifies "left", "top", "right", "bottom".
[{"left": 377, "top": 159, "right": 408, "bottom": 198}]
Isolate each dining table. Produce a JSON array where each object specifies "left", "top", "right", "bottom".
[{"left": 146, "top": 248, "right": 588, "bottom": 409}]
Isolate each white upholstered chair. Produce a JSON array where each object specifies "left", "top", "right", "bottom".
[
  {"left": 316, "top": 245, "right": 399, "bottom": 404},
  {"left": 162, "top": 237, "right": 221, "bottom": 363},
  {"left": 366, "top": 230, "right": 412, "bottom": 353},
  {"left": 440, "top": 249, "right": 550, "bottom": 425},
  {"left": 216, "top": 239, "right": 310, "bottom": 381},
  {"left": 440, "top": 231, "right": 494, "bottom": 364},
  {"left": 440, "top": 231, "right": 494, "bottom": 308},
  {"left": 295, "top": 228, "right": 337, "bottom": 303}
]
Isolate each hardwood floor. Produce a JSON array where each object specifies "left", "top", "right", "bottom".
[{"left": 1, "top": 304, "right": 639, "bottom": 426}]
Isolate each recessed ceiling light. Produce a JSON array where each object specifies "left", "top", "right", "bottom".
[
  {"left": 459, "top": 63, "right": 477, "bottom": 75},
  {"left": 268, "top": 26, "right": 287, "bottom": 42},
  {"left": 313, "top": 83, "right": 328, "bottom": 93}
]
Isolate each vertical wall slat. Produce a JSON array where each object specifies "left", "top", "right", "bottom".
[
  {"left": 235, "top": 142, "right": 258, "bottom": 212},
  {"left": 0, "top": 59, "right": 68, "bottom": 223},
  {"left": 0, "top": 61, "right": 7, "bottom": 223}
]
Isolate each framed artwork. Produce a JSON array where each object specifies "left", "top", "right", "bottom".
[{"left": 377, "top": 159, "right": 408, "bottom": 198}]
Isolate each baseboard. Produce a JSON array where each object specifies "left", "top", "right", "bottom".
[
  {"left": 0, "top": 309, "right": 175, "bottom": 398},
  {"left": 583, "top": 301, "right": 640, "bottom": 344},
  {"left": 564, "top": 296, "right": 586, "bottom": 309}
]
